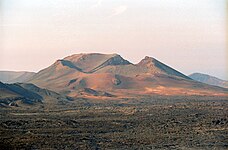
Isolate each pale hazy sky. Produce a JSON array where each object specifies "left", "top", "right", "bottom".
[{"left": 0, "top": 0, "right": 227, "bottom": 80}]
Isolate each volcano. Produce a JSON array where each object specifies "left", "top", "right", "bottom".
[{"left": 26, "top": 53, "right": 227, "bottom": 98}]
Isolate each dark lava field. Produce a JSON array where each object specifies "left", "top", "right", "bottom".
[{"left": 0, "top": 96, "right": 228, "bottom": 150}]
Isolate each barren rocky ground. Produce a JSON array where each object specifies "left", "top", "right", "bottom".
[{"left": 0, "top": 96, "right": 228, "bottom": 149}]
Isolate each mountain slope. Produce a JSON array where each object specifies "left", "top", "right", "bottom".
[
  {"left": 0, "top": 82, "right": 43, "bottom": 107},
  {"left": 137, "top": 56, "right": 190, "bottom": 79},
  {"left": 27, "top": 53, "right": 228, "bottom": 97},
  {"left": 189, "top": 73, "right": 228, "bottom": 88},
  {"left": 0, "top": 82, "right": 71, "bottom": 107},
  {"left": 0, "top": 71, "right": 35, "bottom": 83}
]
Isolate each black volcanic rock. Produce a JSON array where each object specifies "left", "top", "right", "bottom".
[
  {"left": 0, "top": 82, "right": 44, "bottom": 106},
  {"left": 0, "top": 82, "right": 42, "bottom": 100}
]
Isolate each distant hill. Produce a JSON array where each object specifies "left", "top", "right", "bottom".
[
  {"left": 0, "top": 71, "right": 35, "bottom": 83},
  {"left": 26, "top": 53, "right": 228, "bottom": 97},
  {"left": 189, "top": 73, "right": 228, "bottom": 88}
]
